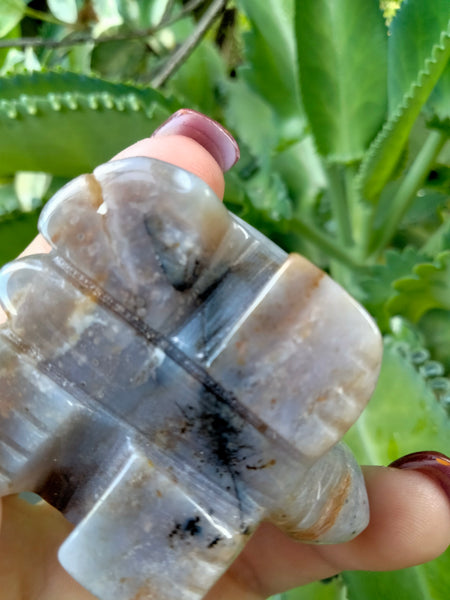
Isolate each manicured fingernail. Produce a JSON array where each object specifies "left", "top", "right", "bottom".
[
  {"left": 390, "top": 451, "right": 450, "bottom": 499},
  {"left": 152, "top": 108, "right": 240, "bottom": 172}
]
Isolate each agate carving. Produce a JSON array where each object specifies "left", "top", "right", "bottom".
[{"left": 0, "top": 157, "right": 382, "bottom": 600}]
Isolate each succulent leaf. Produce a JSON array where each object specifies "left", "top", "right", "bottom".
[
  {"left": 295, "top": 0, "right": 388, "bottom": 163},
  {"left": 357, "top": 0, "right": 450, "bottom": 202},
  {"left": 0, "top": 71, "right": 178, "bottom": 177}
]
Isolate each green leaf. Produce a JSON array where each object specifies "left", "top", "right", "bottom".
[
  {"left": 168, "top": 37, "right": 228, "bottom": 119},
  {"left": 427, "top": 61, "right": 450, "bottom": 132},
  {"left": 91, "top": 39, "right": 148, "bottom": 79},
  {"left": 388, "top": 251, "right": 450, "bottom": 322},
  {"left": 0, "top": 0, "right": 26, "bottom": 37},
  {"left": 358, "top": 0, "right": 450, "bottom": 201},
  {"left": 388, "top": 0, "right": 450, "bottom": 114},
  {"left": 0, "top": 71, "right": 177, "bottom": 177},
  {"left": 419, "top": 309, "right": 450, "bottom": 373},
  {"left": 295, "top": 0, "right": 387, "bottom": 163},
  {"left": 360, "top": 247, "right": 428, "bottom": 330},
  {"left": 225, "top": 79, "right": 278, "bottom": 160},
  {"left": 271, "top": 135, "right": 326, "bottom": 209},
  {"left": 47, "top": 0, "right": 78, "bottom": 24},
  {"left": 0, "top": 209, "right": 40, "bottom": 266},
  {"left": 344, "top": 551, "right": 450, "bottom": 600},
  {"left": 237, "top": 0, "right": 304, "bottom": 134},
  {"left": 0, "top": 181, "right": 20, "bottom": 218},
  {"left": 244, "top": 169, "right": 292, "bottom": 222}
]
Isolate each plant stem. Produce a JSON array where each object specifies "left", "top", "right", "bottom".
[
  {"left": 369, "top": 129, "right": 447, "bottom": 258},
  {"left": 325, "top": 164, "right": 354, "bottom": 247},
  {"left": 289, "top": 216, "right": 362, "bottom": 270},
  {"left": 151, "top": 0, "right": 228, "bottom": 88},
  {"left": 24, "top": 7, "right": 67, "bottom": 26},
  {"left": 344, "top": 162, "right": 360, "bottom": 231},
  {"left": 354, "top": 198, "right": 374, "bottom": 262}
]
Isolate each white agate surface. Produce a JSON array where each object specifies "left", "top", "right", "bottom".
[{"left": 0, "top": 157, "right": 382, "bottom": 600}]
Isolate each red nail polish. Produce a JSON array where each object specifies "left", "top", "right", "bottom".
[
  {"left": 390, "top": 451, "right": 450, "bottom": 499},
  {"left": 152, "top": 108, "right": 240, "bottom": 172}
]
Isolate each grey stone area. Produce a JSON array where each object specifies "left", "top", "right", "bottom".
[{"left": 0, "top": 157, "right": 382, "bottom": 600}]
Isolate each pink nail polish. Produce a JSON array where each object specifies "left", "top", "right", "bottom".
[
  {"left": 390, "top": 451, "right": 450, "bottom": 499},
  {"left": 152, "top": 108, "right": 240, "bottom": 172}
]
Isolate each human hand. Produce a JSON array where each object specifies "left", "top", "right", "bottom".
[{"left": 0, "top": 110, "right": 449, "bottom": 600}]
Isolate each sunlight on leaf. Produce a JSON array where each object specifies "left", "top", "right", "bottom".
[
  {"left": 47, "top": 0, "right": 78, "bottom": 24},
  {"left": 0, "top": 0, "right": 26, "bottom": 38},
  {"left": 14, "top": 172, "right": 51, "bottom": 212}
]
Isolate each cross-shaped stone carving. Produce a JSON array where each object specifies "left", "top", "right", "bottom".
[{"left": 0, "top": 157, "right": 382, "bottom": 600}]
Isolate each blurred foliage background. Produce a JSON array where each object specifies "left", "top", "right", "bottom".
[{"left": 0, "top": 0, "right": 449, "bottom": 598}]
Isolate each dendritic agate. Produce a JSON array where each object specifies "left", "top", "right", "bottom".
[{"left": 0, "top": 157, "right": 382, "bottom": 600}]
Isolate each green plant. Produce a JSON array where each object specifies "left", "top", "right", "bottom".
[{"left": 0, "top": 1, "right": 449, "bottom": 598}]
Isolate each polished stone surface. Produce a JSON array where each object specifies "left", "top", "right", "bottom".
[{"left": 0, "top": 157, "right": 382, "bottom": 600}]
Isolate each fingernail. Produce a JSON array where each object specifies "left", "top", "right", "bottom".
[
  {"left": 152, "top": 108, "right": 240, "bottom": 172},
  {"left": 390, "top": 451, "right": 450, "bottom": 499}
]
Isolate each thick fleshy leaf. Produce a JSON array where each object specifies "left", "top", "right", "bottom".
[
  {"left": 388, "top": 0, "right": 450, "bottom": 114},
  {"left": 237, "top": 0, "right": 304, "bottom": 132},
  {"left": 225, "top": 79, "right": 278, "bottom": 160},
  {"left": 0, "top": 0, "right": 26, "bottom": 37},
  {"left": 295, "top": 0, "right": 387, "bottom": 162},
  {"left": 344, "top": 552, "right": 450, "bottom": 600},
  {"left": 427, "top": 61, "right": 450, "bottom": 132},
  {"left": 0, "top": 71, "right": 177, "bottom": 177},
  {"left": 358, "top": 0, "right": 450, "bottom": 200},
  {"left": 0, "top": 209, "right": 40, "bottom": 265}
]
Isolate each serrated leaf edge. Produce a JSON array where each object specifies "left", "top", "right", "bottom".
[
  {"left": 0, "top": 70, "right": 175, "bottom": 120},
  {"left": 392, "top": 249, "right": 450, "bottom": 286},
  {"left": 357, "top": 26, "right": 450, "bottom": 201}
]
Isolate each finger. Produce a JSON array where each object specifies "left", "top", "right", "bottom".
[
  {"left": 205, "top": 466, "right": 450, "bottom": 599},
  {"left": 0, "top": 108, "right": 239, "bottom": 326}
]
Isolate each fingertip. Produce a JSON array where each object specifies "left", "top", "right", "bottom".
[
  {"left": 19, "top": 236, "right": 52, "bottom": 258},
  {"left": 323, "top": 466, "right": 450, "bottom": 571},
  {"left": 111, "top": 134, "right": 225, "bottom": 200}
]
